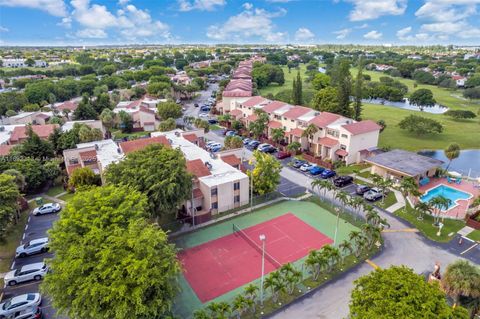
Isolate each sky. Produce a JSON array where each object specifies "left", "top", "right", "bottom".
[{"left": 0, "top": 0, "right": 479, "bottom": 46}]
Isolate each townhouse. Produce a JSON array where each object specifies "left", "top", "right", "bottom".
[
  {"left": 8, "top": 124, "right": 58, "bottom": 145},
  {"left": 227, "top": 95, "right": 381, "bottom": 165},
  {"left": 219, "top": 59, "right": 256, "bottom": 113},
  {"left": 114, "top": 100, "right": 160, "bottom": 132}
]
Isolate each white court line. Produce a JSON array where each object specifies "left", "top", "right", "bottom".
[{"left": 461, "top": 243, "right": 479, "bottom": 255}]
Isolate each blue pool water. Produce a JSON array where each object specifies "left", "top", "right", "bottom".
[{"left": 420, "top": 185, "right": 472, "bottom": 210}]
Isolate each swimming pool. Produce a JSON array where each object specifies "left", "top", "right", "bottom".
[{"left": 420, "top": 185, "right": 472, "bottom": 210}]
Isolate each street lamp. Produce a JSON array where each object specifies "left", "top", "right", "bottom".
[
  {"left": 259, "top": 234, "right": 266, "bottom": 306},
  {"left": 334, "top": 207, "right": 340, "bottom": 246}
]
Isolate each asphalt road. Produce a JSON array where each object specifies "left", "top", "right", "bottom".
[{"left": 1, "top": 200, "right": 66, "bottom": 319}]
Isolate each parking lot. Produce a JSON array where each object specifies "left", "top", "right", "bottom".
[{"left": 1, "top": 199, "right": 66, "bottom": 319}]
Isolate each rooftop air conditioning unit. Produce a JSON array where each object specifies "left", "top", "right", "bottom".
[
  {"left": 174, "top": 131, "right": 181, "bottom": 137},
  {"left": 0, "top": 126, "right": 4, "bottom": 132},
  {"left": 95, "top": 144, "right": 99, "bottom": 150},
  {"left": 205, "top": 161, "right": 213, "bottom": 170}
]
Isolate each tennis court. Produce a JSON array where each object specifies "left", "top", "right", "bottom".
[
  {"left": 178, "top": 213, "right": 332, "bottom": 302},
  {"left": 173, "top": 200, "right": 359, "bottom": 318}
]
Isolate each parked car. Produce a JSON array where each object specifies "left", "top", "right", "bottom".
[
  {"left": 194, "top": 103, "right": 199, "bottom": 107},
  {"left": 200, "top": 106, "right": 211, "bottom": 112},
  {"left": 363, "top": 187, "right": 384, "bottom": 201},
  {"left": 206, "top": 142, "right": 221, "bottom": 151},
  {"left": 291, "top": 159, "right": 307, "bottom": 168},
  {"left": 199, "top": 113, "right": 209, "bottom": 118},
  {"left": 247, "top": 140, "right": 260, "bottom": 150},
  {"left": 276, "top": 151, "right": 291, "bottom": 159},
  {"left": 242, "top": 138, "right": 251, "bottom": 145},
  {"left": 225, "top": 130, "right": 237, "bottom": 137},
  {"left": 320, "top": 169, "right": 336, "bottom": 179},
  {"left": 333, "top": 175, "right": 354, "bottom": 187},
  {"left": 257, "top": 144, "right": 276, "bottom": 153},
  {"left": 4, "top": 262, "right": 48, "bottom": 287},
  {"left": 11, "top": 305, "right": 42, "bottom": 319},
  {"left": 15, "top": 238, "right": 49, "bottom": 258},
  {"left": 309, "top": 165, "right": 325, "bottom": 175},
  {"left": 210, "top": 145, "right": 222, "bottom": 153},
  {"left": 207, "top": 119, "right": 218, "bottom": 125},
  {"left": 300, "top": 163, "right": 315, "bottom": 172},
  {"left": 32, "top": 203, "right": 61, "bottom": 216},
  {"left": 0, "top": 293, "right": 42, "bottom": 318},
  {"left": 355, "top": 184, "right": 371, "bottom": 195}
]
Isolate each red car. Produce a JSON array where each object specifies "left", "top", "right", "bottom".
[{"left": 276, "top": 151, "right": 291, "bottom": 159}]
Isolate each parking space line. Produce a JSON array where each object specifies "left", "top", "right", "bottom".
[
  {"left": 28, "top": 216, "right": 31, "bottom": 223},
  {"left": 22, "top": 233, "right": 25, "bottom": 240},
  {"left": 11, "top": 261, "right": 15, "bottom": 270},
  {"left": 24, "top": 224, "right": 28, "bottom": 231},
  {"left": 365, "top": 259, "right": 379, "bottom": 269},
  {"left": 461, "top": 243, "right": 478, "bottom": 255},
  {"left": 4, "top": 281, "right": 40, "bottom": 290}
]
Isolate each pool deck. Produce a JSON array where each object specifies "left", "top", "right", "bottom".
[{"left": 418, "top": 177, "right": 479, "bottom": 219}]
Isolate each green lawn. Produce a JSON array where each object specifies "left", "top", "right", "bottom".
[
  {"left": 46, "top": 185, "right": 65, "bottom": 197},
  {"left": 259, "top": 64, "right": 311, "bottom": 96},
  {"left": 58, "top": 192, "right": 75, "bottom": 202},
  {"left": 375, "top": 192, "right": 397, "bottom": 210},
  {"left": 363, "top": 103, "right": 480, "bottom": 150},
  {"left": 111, "top": 130, "right": 151, "bottom": 140},
  {"left": 336, "top": 163, "right": 370, "bottom": 175},
  {"left": 394, "top": 203, "right": 465, "bottom": 242},
  {"left": 466, "top": 229, "right": 480, "bottom": 242}
]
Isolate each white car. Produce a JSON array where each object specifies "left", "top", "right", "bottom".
[
  {"left": 206, "top": 142, "right": 221, "bottom": 151},
  {"left": 0, "top": 293, "right": 42, "bottom": 318},
  {"left": 15, "top": 238, "right": 49, "bottom": 258},
  {"left": 4, "top": 262, "right": 48, "bottom": 287},
  {"left": 33, "top": 202, "right": 61, "bottom": 216},
  {"left": 300, "top": 163, "right": 315, "bottom": 172},
  {"left": 199, "top": 113, "right": 209, "bottom": 118}
]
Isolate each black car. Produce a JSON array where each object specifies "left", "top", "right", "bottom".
[
  {"left": 292, "top": 159, "right": 307, "bottom": 168},
  {"left": 208, "top": 119, "right": 218, "bottom": 124},
  {"left": 247, "top": 141, "right": 261, "bottom": 150},
  {"left": 355, "top": 184, "right": 371, "bottom": 195},
  {"left": 200, "top": 106, "right": 211, "bottom": 112},
  {"left": 333, "top": 175, "right": 354, "bottom": 187},
  {"left": 194, "top": 103, "right": 199, "bottom": 107}
]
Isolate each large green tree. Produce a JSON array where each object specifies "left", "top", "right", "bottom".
[
  {"left": 0, "top": 174, "right": 20, "bottom": 239},
  {"left": 311, "top": 87, "right": 339, "bottom": 112},
  {"left": 409, "top": 88, "right": 436, "bottom": 111},
  {"left": 105, "top": 144, "right": 192, "bottom": 219},
  {"left": 331, "top": 58, "right": 352, "bottom": 117},
  {"left": 73, "top": 95, "right": 97, "bottom": 120},
  {"left": 398, "top": 115, "right": 443, "bottom": 135},
  {"left": 247, "top": 150, "right": 282, "bottom": 195},
  {"left": 157, "top": 101, "right": 183, "bottom": 120},
  {"left": 350, "top": 265, "right": 466, "bottom": 319},
  {"left": 42, "top": 185, "right": 180, "bottom": 319},
  {"left": 442, "top": 260, "right": 480, "bottom": 315},
  {"left": 353, "top": 58, "right": 364, "bottom": 121},
  {"left": 444, "top": 143, "right": 460, "bottom": 171},
  {"left": 14, "top": 125, "right": 55, "bottom": 159}
]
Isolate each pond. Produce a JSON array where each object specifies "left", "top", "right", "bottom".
[
  {"left": 418, "top": 150, "right": 480, "bottom": 177},
  {"left": 362, "top": 98, "right": 449, "bottom": 114}
]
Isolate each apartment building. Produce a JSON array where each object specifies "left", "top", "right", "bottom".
[
  {"left": 220, "top": 59, "right": 256, "bottom": 113},
  {"left": 8, "top": 124, "right": 58, "bottom": 145},
  {"left": 152, "top": 130, "right": 249, "bottom": 220},
  {"left": 228, "top": 96, "right": 381, "bottom": 165}
]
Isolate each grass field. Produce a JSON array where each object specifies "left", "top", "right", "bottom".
[
  {"left": 46, "top": 185, "right": 65, "bottom": 197},
  {"left": 466, "top": 229, "right": 480, "bottom": 242},
  {"left": 172, "top": 200, "right": 359, "bottom": 318},
  {"left": 58, "top": 192, "right": 75, "bottom": 202},
  {"left": 259, "top": 64, "right": 311, "bottom": 97}
]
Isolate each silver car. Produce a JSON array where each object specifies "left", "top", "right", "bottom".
[
  {"left": 33, "top": 202, "right": 61, "bottom": 216},
  {"left": 15, "top": 238, "right": 49, "bottom": 258},
  {"left": 0, "top": 293, "right": 41, "bottom": 318},
  {"left": 4, "top": 262, "right": 48, "bottom": 287}
]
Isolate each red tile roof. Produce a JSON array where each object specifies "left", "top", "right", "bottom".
[
  {"left": 9, "top": 124, "right": 58, "bottom": 143},
  {"left": 268, "top": 121, "right": 282, "bottom": 129},
  {"left": 242, "top": 96, "right": 267, "bottom": 107},
  {"left": 262, "top": 100, "right": 287, "bottom": 113},
  {"left": 182, "top": 133, "right": 198, "bottom": 143},
  {"left": 246, "top": 114, "right": 258, "bottom": 122},
  {"left": 288, "top": 128, "right": 304, "bottom": 137},
  {"left": 126, "top": 100, "right": 142, "bottom": 109},
  {"left": 221, "top": 154, "right": 241, "bottom": 167},
  {"left": 282, "top": 106, "right": 311, "bottom": 120},
  {"left": 229, "top": 109, "right": 243, "bottom": 117},
  {"left": 186, "top": 159, "right": 211, "bottom": 178},
  {"left": 193, "top": 188, "right": 203, "bottom": 199},
  {"left": 0, "top": 145, "right": 13, "bottom": 156},
  {"left": 66, "top": 164, "right": 82, "bottom": 175},
  {"left": 79, "top": 150, "right": 97, "bottom": 161},
  {"left": 309, "top": 112, "right": 342, "bottom": 128},
  {"left": 57, "top": 101, "right": 78, "bottom": 112},
  {"left": 138, "top": 105, "right": 156, "bottom": 115},
  {"left": 37, "top": 113, "right": 50, "bottom": 119},
  {"left": 335, "top": 149, "right": 348, "bottom": 157},
  {"left": 318, "top": 137, "right": 338, "bottom": 147},
  {"left": 341, "top": 120, "right": 381, "bottom": 135},
  {"left": 119, "top": 136, "right": 170, "bottom": 154}
]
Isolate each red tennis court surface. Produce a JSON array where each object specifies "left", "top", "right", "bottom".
[{"left": 178, "top": 213, "right": 333, "bottom": 302}]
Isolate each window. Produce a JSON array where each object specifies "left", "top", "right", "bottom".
[
  {"left": 234, "top": 182, "right": 240, "bottom": 190},
  {"left": 341, "top": 134, "right": 348, "bottom": 139},
  {"left": 69, "top": 158, "right": 79, "bottom": 165},
  {"left": 327, "top": 129, "right": 339, "bottom": 138},
  {"left": 340, "top": 144, "right": 347, "bottom": 150},
  {"left": 211, "top": 202, "right": 218, "bottom": 209},
  {"left": 211, "top": 187, "right": 217, "bottom": 196},
  {"left": 234, "top": 195, "right": 240, "bottom": 203},
  {"left": 291, "top": 119, "right": 294, "bottom": 123}
]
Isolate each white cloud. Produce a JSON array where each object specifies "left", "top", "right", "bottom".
[
  {"left": 57, "top": 16, "right": 72, "bottom": 28},
  {"left": 117, "top": 4, "right": 170, "bottom": 40},
  {"left": 76, "top": 28, "right": 107, "bottom": 38},
  {"left": 396, "top": 26, "right": 412, "bottom": 39},
  {"left": 206, "top": 7, "right": 288, "bottom": 42},
  {"left": 178, "top": 0, "right": 226, "bottom": 11},
  {"left": 0, "top": 26, "right": 9, "bottom": 32},
  {"left": 355, "top": 23, "right": 368, "bottom": 29},
  {"left": 346, "top": 0, "right": 407, "bottom": 21},
  {"left": 118, "top": 0, "right": 129, "bottom": 5},
  {"left": 294, "top": 27, "right": 315, "bottom": 41},
  {"left": 71, "top": 0, "right": 117, "bottom": 29},
  {"left": 243, "top": 2, "right": 253, "bottom": 10},
  {"left": 363, "top": 30, "right": 382, "bottom": 39},
  {"left": 333, "top": 28, "right": 351, "bottom": 39},
  {"left": 0, "top": 0, "right": 67, "bottom": 17}
]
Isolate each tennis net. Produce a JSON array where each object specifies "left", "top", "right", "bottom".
[{"left": 232, "top": 223, "right": 281, "bottom": 268}]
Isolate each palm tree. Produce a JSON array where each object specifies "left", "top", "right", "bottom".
[
  {"left": 414, "top": 201, "right": 431, "bottom": 220},
  {"left": 284, "top": 269, "right": 302, "bottom": 294},
  {"left": 348, "top": 230, "right": 363, "bottom": 258},
  {"left": 349, "top": 196, "right": 364, "bottom": 220},
  {"left": 272, "top": 279, "right": 287, "bottom": 302},
  {"left": 286, "top": 141, "right": 301, "bottom": 154},
  {"left": 217, "top": 301, "right": 231, "bottom": 319},
  {"left": 429, "top": 195, "right": 451, "bottom": 225},
  {"left": 263, "top": 274, "right": 277, "bottom": 302},
  {"left": 444, "top": 143, "right": 461, "bottom": 171},
  {"left": 339, "top": 240, "right": 353, "bottom": 264},
  {"left": 244, "top": 283, "right": 259, "bottom": 302},
  {"left": 244, "top": 298, "right": 255, "bottom": 314},
  {"left": 335, "top": 191, "right": 349, "bottom": 214},
  {"left": 305, "top": 250, "right": 321, "bottom": 279},
  {"left": 271, "top": 127, "right": 286, "bottom": 146},
  {"left": 207, "top": 302, "right": 220, "bottom": 318},
  {"left": 311, "top": 179, "right": 332, "bottom": 200},
  {"left": 301, "top": 123, "right": 318, "bottom": 149},
  {"left": 321, "top": 245, "right": 341, "bottom": 272},
  {"left": 442, "top": 260, "right": 480, "bottom": 307},
  {"left": 365, "top": 207, "right": 381, "bottom": 226},
  {"left": 372, "top": 174, "right": 393, "bottom": 205},
  {"left": 99, "top": 108, "right": 116, "bottom": 138},
  {"left": 399, "top": 177, "right": 419, "bottom": 213},
  {"left": 232, "top": 295, "right": 248, "bottom": 319},
  {"left": 193, "top": 309, "right": 210, "bottom": 319}
]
